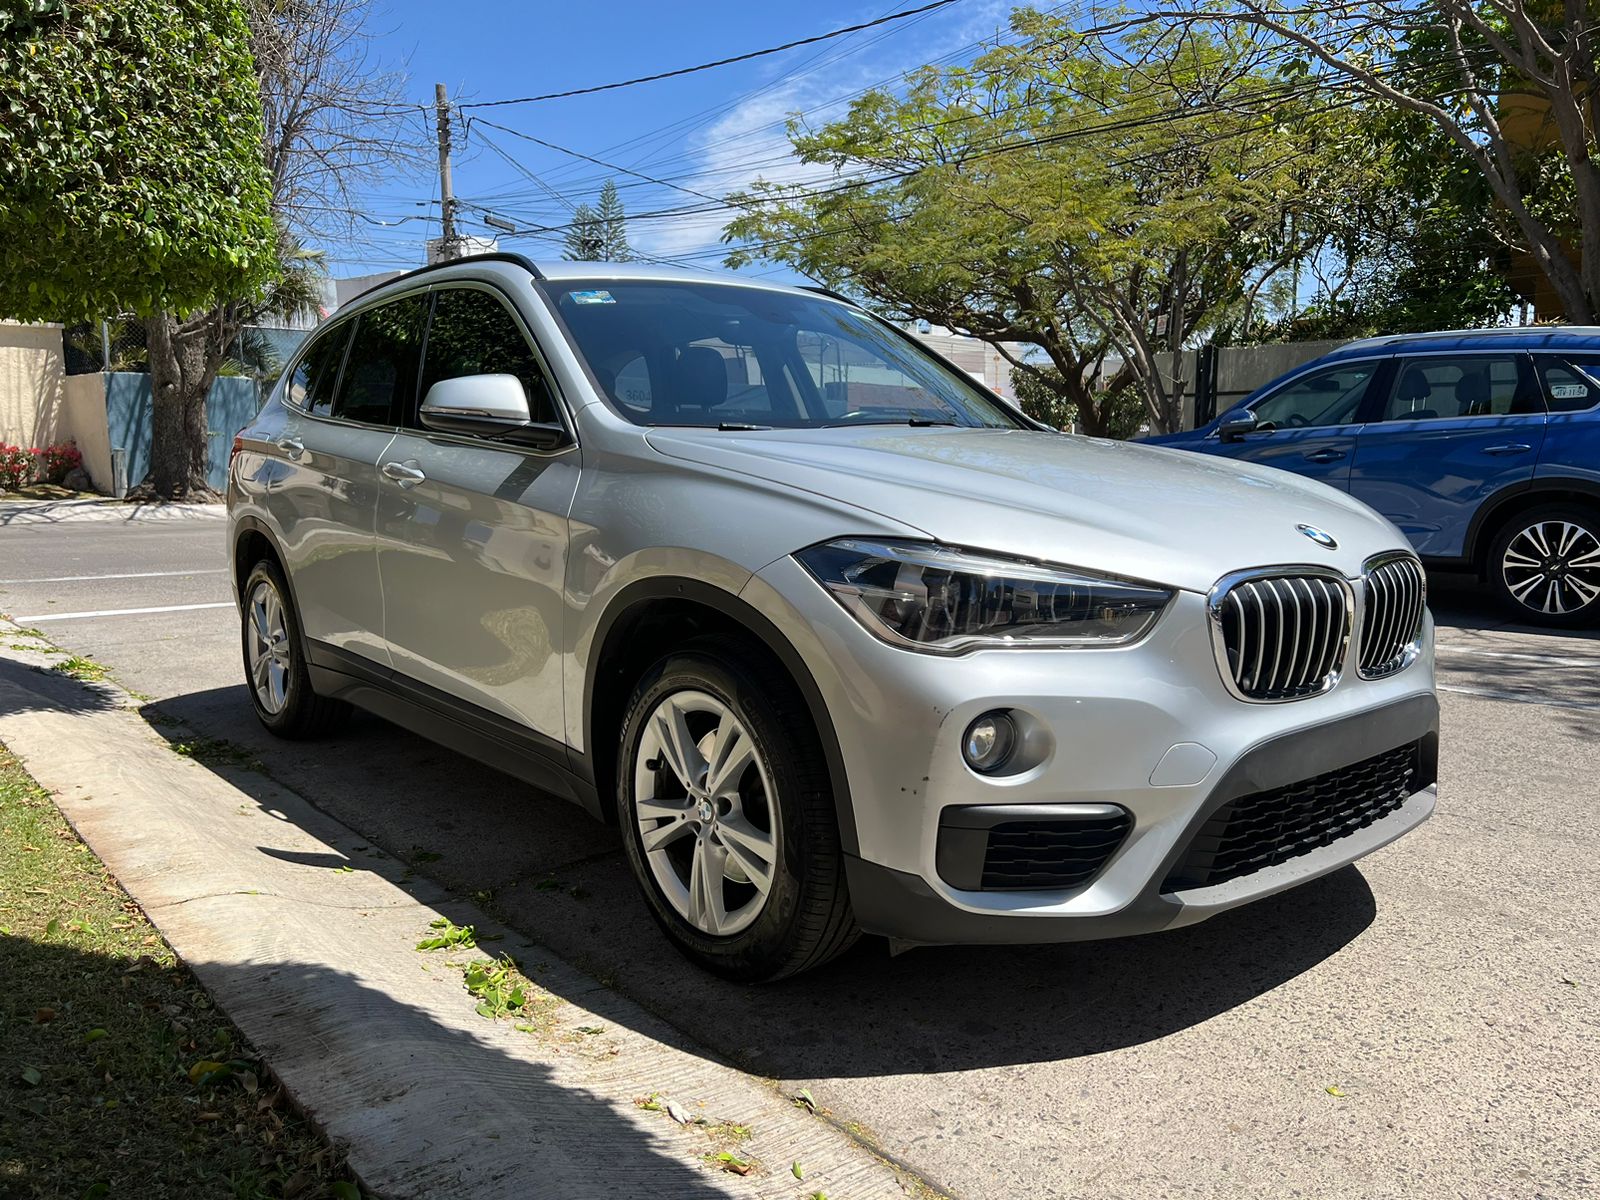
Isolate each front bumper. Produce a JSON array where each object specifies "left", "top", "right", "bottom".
[
  {"left": 740, "top": 556, "right": 1439, "bottom": 945},
  {"left": 845, "top": 693, "right": 1437, "bottom": 945}
]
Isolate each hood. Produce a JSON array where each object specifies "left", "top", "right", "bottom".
[{"left": 644, "top": 425, "right": 1408, "bottom": 593}]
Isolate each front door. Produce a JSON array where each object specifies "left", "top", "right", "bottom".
[
  {"left": 1350, "top": 353, "right": 1547, "bottom": 558},
  {"left": 1208, "top": 358, "right": 1385, "bottom": 490},
  {"left": 374, "top": 284, "right": 579, "bottom": 742}
]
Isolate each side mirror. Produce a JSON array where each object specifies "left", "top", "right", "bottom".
[
  {"left": 419, "top": 374, "right": 570, "bottom": 450},
  {"left": 1217, "top": 411, "right": 1260, "bottom": 443}
]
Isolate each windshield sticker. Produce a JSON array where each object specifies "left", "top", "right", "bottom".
[
  {"left": 1551, "top": 383, "right": 1589, "bottom": 399},
  {"left": 570, "top": 289, "right": 615, "bottom": 305}
]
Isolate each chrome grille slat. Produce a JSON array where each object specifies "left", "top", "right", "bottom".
[
  {"left": 1359, "top": 555, "right": 1426, "bottom": 679},
  {"left": 1210, "top": 569, "right": 1351, "bottom": 701}
]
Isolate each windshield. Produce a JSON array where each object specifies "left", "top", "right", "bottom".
[{"left": 540, "top": 279, "right": 1023, "bottom": 430}]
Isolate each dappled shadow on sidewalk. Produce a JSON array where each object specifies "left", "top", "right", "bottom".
[
  {"left": 128, "top": 680, "right": 1377, "bottom": 1083},
  {"left": 0, "top": 935, "right": 735, "bottom": 1199},
  {"left": 0, "top": 650, "right": 124, "bottom": 715}
]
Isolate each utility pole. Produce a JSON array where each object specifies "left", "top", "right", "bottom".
[{"left": 434, "top": 82, "right": 459, "bottom": 261}]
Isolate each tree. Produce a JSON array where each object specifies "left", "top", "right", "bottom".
[
  {"left": 0, "top": 0, "right": 276, "bottom": 323},
  {"left": 564, "top": 184, "right": 632, "bottom": 261},
  {"left": 596, "top": 180, "right": 633, "bottom": 261},
  {"left": 724, "top": 10, "right": 1369, "bottom": 433},
  {"left": 563, "top": 203, "right": 605, "bottom": 260},
  {"left": 1164, "top": 1, "right": 1600, "bottom": 322},
  {"left": 138, "top": 0, "right": 420, "bottom": 498}
]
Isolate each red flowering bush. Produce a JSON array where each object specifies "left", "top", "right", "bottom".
[
  {"left": 38, "top": 440, "right": 82, "bottom": 484},
  {"left": 0, "top": 443, "right": 32, "bottom": 490}
]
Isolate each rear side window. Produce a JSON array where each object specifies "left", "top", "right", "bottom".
[
  {"left": 1538, "top": 356, "right": 1600, "bottom": 413},
  {"left": 285, "top": 324, "right": 351, "bottom": 417},
  {"left": 1382, "top": 355, "right": 1540, "bottom": 420},
  {"left": 1251, "top": 362, "right": 1376, "bottom": 429},
  {"left": 332, "top": 294, "right": 428, "bottom": 426},
  {"left": 418, "top": 288, "right": 558, "bottom": 426}
]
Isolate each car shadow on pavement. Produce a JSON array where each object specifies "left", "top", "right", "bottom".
[
  {"left": 133, "top": 684, "right": 1380, "bottom": 1084},
  {"left": 0, "top": 934, "right": 739, "bottom": 1198}
]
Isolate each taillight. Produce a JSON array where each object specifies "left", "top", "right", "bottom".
[{"left": 230, "top": 435, "right": 244, "bottom": 469}]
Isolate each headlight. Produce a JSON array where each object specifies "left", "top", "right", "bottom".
[{"left": 794, "top": 538, "right": 1172, "bottom": 653}]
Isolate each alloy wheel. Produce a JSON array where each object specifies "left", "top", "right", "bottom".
[
  {"left": 246, "top": 578, "right": 293, "bottom": 714},
  {"left": 1500, "top": 519, "right": 1600, "bottom": 616},
  {"left": 632, "top": 689, "right": 778, "bottom": 937}
]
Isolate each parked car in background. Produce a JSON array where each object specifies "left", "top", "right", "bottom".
[
  {"left": 228, "top": 255, "right": 1438, "bottom": 979},
  {"left": 1145, "top": 328, "right": 1600, "bottom": 626}
]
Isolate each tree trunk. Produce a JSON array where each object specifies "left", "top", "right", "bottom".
[{"left": 143, "top": 312, "right": 220, "bottom": 500}]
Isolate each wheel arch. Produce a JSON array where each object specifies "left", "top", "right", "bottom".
[
  {"left": 1466, "top": 479, "right": 1600, "bottom": 578},
  {"left": 581, "top": 577, "right": 859, "bottom": 856}
]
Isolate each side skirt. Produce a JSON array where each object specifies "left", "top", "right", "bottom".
[{"left": 305, "top": 641, "right": 603, "bottom": 819}]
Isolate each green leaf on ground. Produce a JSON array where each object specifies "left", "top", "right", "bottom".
[
  {"left": 1325, "top": 1085, "right": 1346, "bottom": 1097},
  {"left": 793, "top": 1161, "right": 804, "bottom": 1179},
  {"left": 83, "top": 1028, "right": 107, "bottom": 1044},
  {"left": 20, "top": 1066, "right": 42, "bottom": 1086}
]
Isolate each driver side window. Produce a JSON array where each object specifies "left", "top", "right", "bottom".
[{"left": 1252, "top": 362, "right": 1378, "bottom": 430}]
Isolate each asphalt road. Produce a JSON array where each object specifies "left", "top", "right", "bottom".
[{"left": 2, "top": 499, "right": 1595, "bottom": 1200}]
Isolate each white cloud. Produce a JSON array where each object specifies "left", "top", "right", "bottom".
[{"left": 630, "top": 1, "right": 1017, "bottom": 266}]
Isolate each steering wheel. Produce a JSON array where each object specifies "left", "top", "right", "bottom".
[{"left": 1282, "top": 413, "right": 1310, "bottom": 428}]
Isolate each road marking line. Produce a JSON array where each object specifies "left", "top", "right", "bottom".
[
  {"left": 15, "top": 602, "right": 234, "bottom": 622},
  {"left": 1439, "top": 683, "right": 1600, "bottom": 711},
  {"left": 0, "top": 569, "right": 228, "bottom": 584}
]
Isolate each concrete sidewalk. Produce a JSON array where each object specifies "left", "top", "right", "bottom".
[
  {"left": 0, "top": 622, "right": 915, "bottom": 1200},
  {"left": 0, "top": 498, "right": 226, "bottom": 525}
]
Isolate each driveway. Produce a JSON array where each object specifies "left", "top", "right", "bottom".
[{"left": 2, "top": 502, "right": 1595, "bottom": 1199}]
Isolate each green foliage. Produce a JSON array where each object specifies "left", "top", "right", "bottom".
[
  {"left": 596, "top": 179, "right": 633, "bottom": 261},
  {"left": 724, "top": 11, "right": 1373, "bottom": 432},
  {"left": 463, "top": 955, "right": 528, "bottom": 1020},
  {"left": 563, "top": 180, "right": 632, "bottom": 260},
  {"left": 0, "top": 0, "right": 277, "bottom": 321}
]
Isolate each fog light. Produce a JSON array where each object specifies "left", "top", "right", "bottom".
[{"left": 963, "top": 711, "right": 1016, "bottom": 774}]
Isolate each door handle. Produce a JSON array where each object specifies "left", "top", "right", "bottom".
[
  {"left": 1482, "top": 443, "right": 1532, "bottom": 456},
  {"left": 381, "top": 460, "right": 426, "bottom": 489},
  {"left": 275, "top": 437, "right": 304, "bottom": 460},
  {"left": 1303, "top": 448, "right": 1347, "bottom": 463}
]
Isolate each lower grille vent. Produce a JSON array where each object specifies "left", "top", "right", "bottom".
[
  {"left": 1163, "top": 741, "right": 1419, "bottom": 891},
  {"left": 979, "top": 814, "right": 1131, "bottom": 890}
]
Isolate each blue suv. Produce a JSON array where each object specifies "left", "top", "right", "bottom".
[{"left": 1147, "top": 328, "right": 1600, "bottom": 626}]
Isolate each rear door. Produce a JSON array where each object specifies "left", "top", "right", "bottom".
[
  {"left": 1350, "top": 353, "right": 1547, "bottom": 558},
  {"left": 262, "top": 310, "right": 406, "bottom": 667},
  {"left": 1207, "top": 358, "right": 1385, "bottom": 490},
  {"left": 374, "top": 283, "right": 580, "bottom": 742}
]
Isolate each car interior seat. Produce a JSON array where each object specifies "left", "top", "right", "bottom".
[
  {"left": 1455, "top": 370, "right": 1492, "bottom": 416},
  {"left": 1393, "top": 367, "right": 1436, "bottom": 420},
  {"left": 656, "top": 345, "right": 728, "bottom": 422}
]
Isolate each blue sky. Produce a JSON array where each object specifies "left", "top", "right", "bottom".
[{"left": 332, "top": 0, "right": 1017, "bottom": 281}]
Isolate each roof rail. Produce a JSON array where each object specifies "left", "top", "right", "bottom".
[{"left": 347, "top": 252, "right": 545, "bottom": 304}]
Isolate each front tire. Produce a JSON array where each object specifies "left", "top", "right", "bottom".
[
  {"left": 240, "top": 559, "right": 350, "bottom": 738},
  {"left": 1488, "top": 505, "right": 1600, "bottom": 627},
  {"left": 616, "top": 635, "right": 858, "bottom": 981}
]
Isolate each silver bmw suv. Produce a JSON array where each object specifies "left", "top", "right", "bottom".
[{"left": 227, "top": 254, "right": 1439, "bottom": 980}]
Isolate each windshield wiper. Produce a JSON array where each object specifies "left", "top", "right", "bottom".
[
  {"left": 821, "top": 418, "right": 962, "bottom": 429},
  {"left": 716, "top": 421, "right": 773, "bottom": 431}
]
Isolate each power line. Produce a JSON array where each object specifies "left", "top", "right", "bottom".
[{"left": 457, "top": 0, "right": 965, "bottom": 109}]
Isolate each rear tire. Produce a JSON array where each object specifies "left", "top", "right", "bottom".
[
  {"left": 615, "top": 634, "right": 858, "bottom": 981},
  {"left": 240, "top": 559, "right": 351, "bottom": 738},
  {"left": 1487, "top": 504, "right": 1600, "bottom": 628}
]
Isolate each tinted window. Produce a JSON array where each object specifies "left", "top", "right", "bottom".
[
  {"left": 1538, "top": 356, "right": 1600, "bottom": 413},
  {"left": 333, "top": 295, "right": 427, "bottom": 425},
  {"left": 543, "top": 279, "right": 1021, "bottom": 429},
  {"left": 1251, "top": 362, "right": 1376, "bottom": 429},
  {"left": 1381, "top": 355, "right": 1539, "bottom": 420},
  {"left": 419, "top": 288, "right": 557, "bottom": 426},
  {"left": 286, "top": 324, "right": 351, "bottom": 417}
]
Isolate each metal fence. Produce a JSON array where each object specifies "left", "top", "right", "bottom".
[{"left": 62, "top": 320, "right": 307, "bottom": 397}]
